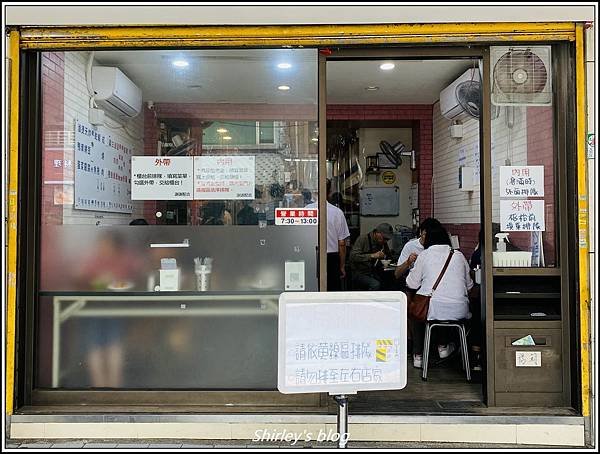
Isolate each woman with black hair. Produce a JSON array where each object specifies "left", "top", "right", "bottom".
[{"left": 406, "top": 225, "right": 473, "bottom": 369}]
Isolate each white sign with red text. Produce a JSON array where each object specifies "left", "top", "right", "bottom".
[
  {"left": 500, "top": 199, "right": 546, "bottom": 231},
  {"left": 131, "top": 156, "right": 193, "bottom": 200},
  {"left": 194, "top": 156, "right": 255, "bottom": 200},
  {"left": 275, "top": 208, "right": 319, "bottom": 226}
]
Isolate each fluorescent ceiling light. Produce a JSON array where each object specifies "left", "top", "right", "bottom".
[
  {"left": 278, "top": 85, "right": 291, "bottom": 91},
  {"left": 379, "top": 63, "right": 395, "bottom": 71},
  {"left": 172, "top": 59, "right": 189, "bottom": 68},
  {"left": 223, "top": 136, "right": 232, "bottom": 140},
  {"left": 365, "top": 86, "right": 380, "bottom": 91},
  {"left": 277, "top": 63, "right": 292, "bottom": 69},
  {"left": 216, "top": 128, "right": 228, "bottom": 133}
]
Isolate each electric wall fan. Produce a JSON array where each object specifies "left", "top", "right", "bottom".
[
  {"left": 491, "top": 46, "right": 552, "bottom": 106},
  {"left": 455, "top": 77, "right": 481, "bottom": 119}
]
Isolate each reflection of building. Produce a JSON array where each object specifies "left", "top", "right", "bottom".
[{"left": 5, "top": 5, "right": 595, "bottom": 448}]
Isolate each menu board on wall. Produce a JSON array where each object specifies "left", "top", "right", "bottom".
[
  {"left": 499, "top": 166, "right": 544, "bottom": 198},
  {"left": 131, "top": 156, "right": 194, "bottom": 200},
  {"left": 194, "top": 156, "right": 255, "bottom": 200},
  {"left": 500, "top": 199, "right": 546, "bottom": 231},
  {"left": 74, "top": 119, "right": 133, "bottom": 213}
]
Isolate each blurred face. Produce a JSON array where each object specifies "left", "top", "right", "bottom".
[
  {"left": 419, "top": 230, "right": 427, "bottom": 245},
  {"left": 373, "top": 231, "right": 386, "bottom": 245}
]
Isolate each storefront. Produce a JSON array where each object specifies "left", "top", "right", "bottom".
[{"left": 5, "top": 7, "right": 595, "bottom": 447}]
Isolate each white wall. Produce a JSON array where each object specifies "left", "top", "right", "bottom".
[
  {"left": 5, "top": 5, "right": 594, "bottom": 25},
  {"left": 432, "top": 101, "right": 528, "bottom": 225},
  {"left": 432, "top": 102, "right": 480, "bottom": 224},
  {"left": 490, "top": 106, "right": 528, "bottom": 222},
  {"left": 358, "top": 128, "right": 413, "bottom": 233},
  {"left": 62, "top": 51, "right": 145, "bottom": 225}
]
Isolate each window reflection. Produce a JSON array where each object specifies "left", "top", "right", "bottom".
[{"left": 38, "top": 48, "right": 318, "bottom": 389}]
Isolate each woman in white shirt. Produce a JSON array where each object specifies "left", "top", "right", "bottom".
[{"left": 406, "top": 226, "right": 473, "bottom": 368}]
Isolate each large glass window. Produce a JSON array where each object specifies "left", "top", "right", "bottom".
[
  {"left": 490, "top": 46, "right": 557, "bottom": 268},
  {"left": 37, "top": 49, "right": 318, "bottom": 389}
]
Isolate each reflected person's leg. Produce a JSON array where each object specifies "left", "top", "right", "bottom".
[
  {"left": 411, "top": 320, "right": 425, "bottom": 355},
  {"left": 87, "top": 346, "right": 107, "bottom": 387},
  {"left": 106, "top": 342, "right": 124, "bottom": 388},
  {"left": 327, "top": 253, "right": 341, "bottom": 291},
  {"left": 353, "top": 274, "right": 382, "bottom": 291},
  {"left": 105, "top": 320, "right": 125, "bottom": 388},
  {"left": 86, "top": 319, "right": 108, "bottom": 387}
]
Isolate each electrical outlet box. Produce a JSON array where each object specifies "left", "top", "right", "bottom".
[
  {"left": 459, "top": 166, "right": 474, "bottom": 191},
  {"left": 89, "top": 107, "right": 105, "bottom": 126},
  {"left": 285, "top": 261, "right": 305, "bottom": 291},
  {"left": 450, "top": 123, "right": 463, "bottom": 138}
]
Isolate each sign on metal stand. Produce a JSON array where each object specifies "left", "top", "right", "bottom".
[{"left": 278, "top": 292, "right": 408, "bottom": 448}]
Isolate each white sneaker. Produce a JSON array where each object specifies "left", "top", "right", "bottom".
[
  {"left": 438, "top": 342, "right": 456, "bottom": 359},
  {"left": 413, "top": 354, "right": 423, "bottom": 369}
]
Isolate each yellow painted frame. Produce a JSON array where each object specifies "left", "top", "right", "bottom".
[
  {"left": 18, "top": 23, "right": 575, "bottom": 49},
  {"left": 7, "top": 30, "right": 20, "bottom": 416},
  {"left": 6, "top": 22, "right": 590, "bottom": 417},
  {"left": 575, "top": 23, "right": 591, "bottom": 418}
]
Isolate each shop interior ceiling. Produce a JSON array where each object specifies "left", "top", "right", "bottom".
[{"left": 93, "top": 50, "right": 475, "bottom": 104}]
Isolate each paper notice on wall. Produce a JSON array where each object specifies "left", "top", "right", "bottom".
[
  {"left": 458, "top": 147, "right": 467, "bottom": 167},
  {"left": 473, "top": 143, "right": 480, "bottom": 183},
  {"left": 74, "top": 119, "right": 134, "bottom": 213},
  {"left": 500, "top": 199, "right": 545, "bottom": 231},
  {"left": 194, "top": 156, "right": 255, "bottom": 200},
  {"left": 516, "top": 351, "right": 542, "bottom": 367},
  {"left": 499, "top": 166, "right": 544, "bottom": 198},
  {"left": 131, "top": 156, "right": 193, "bottom": 200}
]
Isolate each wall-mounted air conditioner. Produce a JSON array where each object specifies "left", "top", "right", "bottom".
[
  {"left": 92, "top": 66, "right": 142, "bottom": 118},
  {"left": 439, "top": 68, "right": 481, "bottom": 122}
]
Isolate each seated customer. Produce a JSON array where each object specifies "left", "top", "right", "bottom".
[
  {"left": 406, "top": 225, "right": 473, "bottom": 368},
  {"left": 349, "top": 223, "right": 394, "bottom": 291},
  {"left": 394, "top": 218, "right": 442, "bottom": 282}
]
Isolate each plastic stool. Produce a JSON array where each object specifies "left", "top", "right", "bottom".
[{"left": 422, "top": 320, "right": 471, "bottom": 382}]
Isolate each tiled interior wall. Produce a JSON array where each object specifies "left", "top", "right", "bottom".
[
  {"left": 432, "top": 101, "right": 556, "bottom": 264},
  {"left": 326, "top": 104, "right": 433, "bottom": 219},
  {"left": 42, "top": 51, "right": 146, "bottom": 226},
  {"left": 41, "top": 52, "right": 66, "bottom": 226},
  {"left": 62, "top": 51, "right": 145, "bottom": 225},
  {"left": 431, "top": 101, "right": 481, "bottom": 259},
  {"left": 358, "top": 128, "right": 414, "bottom": 232}
]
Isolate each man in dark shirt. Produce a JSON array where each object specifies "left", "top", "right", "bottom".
[{"left": 349, "top": 223, "right": 394, "bottom": 291}]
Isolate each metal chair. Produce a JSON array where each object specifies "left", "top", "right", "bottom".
[{"left": 422, "top": 320, "right": 471, "bottom": 382}]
